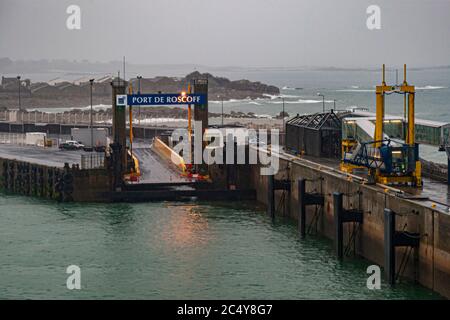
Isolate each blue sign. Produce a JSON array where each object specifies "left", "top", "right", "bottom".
[
  {"left": 127, "top": 94, "right": 207, "bottom": 106},
  {"left": 116, "top": 95, "right": 127, "bottom": 107}
]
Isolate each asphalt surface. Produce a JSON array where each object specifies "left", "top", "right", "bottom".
[
  {"left": 0, "top": 140, "right": 187, "bottom": 184},
  {"left": 0, "top": 143, "right": 90, "bottom": 167},
  {"left": 133, "top": 146, "right": 188, "bottom": 183},
  {"left": 2, "top": 142, "right": 449, "bottom": 210}
]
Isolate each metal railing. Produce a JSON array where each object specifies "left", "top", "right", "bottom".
[
  {"left": 0, "top": 133, "right": 26, "bottom": 145},
  {"left": 81, "top": 153, "right": 106, "bottom": 169}
]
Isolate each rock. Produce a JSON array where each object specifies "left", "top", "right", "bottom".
[{"left": 0, "top": 71, "right": 280, "bottom": 110}]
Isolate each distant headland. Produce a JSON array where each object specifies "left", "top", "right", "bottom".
[{"left": 0, "top": 68, "right": 280, "bottom": 110}]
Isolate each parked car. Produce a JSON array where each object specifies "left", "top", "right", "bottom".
[{"left": 59, "top": 140, "right": 85, "bottom": 150}]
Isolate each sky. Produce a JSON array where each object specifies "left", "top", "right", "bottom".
[{"left": 0, "top": 0, "right": 449, "bottom": 68}]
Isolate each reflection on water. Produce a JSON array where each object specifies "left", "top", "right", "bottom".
[
  {"left": 159, "top": 204, "right": 211, "bottom": 249},
  {"left": 0, "top": 193, "right": 443, "bottom": 299}
]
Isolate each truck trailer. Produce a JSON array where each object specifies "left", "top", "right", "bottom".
[{"left": 71, "top": 127, "right": 109, "bottom": 152}]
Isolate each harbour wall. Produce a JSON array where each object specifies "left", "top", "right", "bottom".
[
  {"left": 1, "top": 138, "right": 449, "bottom": 297},
  {"left": 244, "top": 153, "right": 450, "bottom": 298},
  {"left": 0, "top": 121, "right": 174, "bottom": 140},
  {"left": 0, "top": 158, "right": 111, "bottom": 202}
]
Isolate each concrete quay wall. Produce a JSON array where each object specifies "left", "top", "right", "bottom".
[
  {"left": 246, "top": 154, "right": 450, "bottom": 298},
  {"left": 0, "top": 157, "right": 112, "bottom": 202}
]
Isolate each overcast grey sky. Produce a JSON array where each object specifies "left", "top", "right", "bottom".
[{"left": 0, "top": 0, "right": 449, "bottom": 68}]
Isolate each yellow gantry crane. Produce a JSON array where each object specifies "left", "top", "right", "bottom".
[
  {"left": 124, "top": 82, "right": 140, "bottom": 182},
  {"left": 341, "top": 64, "right": 422, "bottom": 187}
]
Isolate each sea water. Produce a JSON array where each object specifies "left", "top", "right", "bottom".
[{"left": 0, "top": 194, "right": 443, "bottom": 299}]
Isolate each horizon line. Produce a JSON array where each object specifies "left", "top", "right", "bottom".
[{"left": 1, "top": 57, "right": 449, "bottom": 72}]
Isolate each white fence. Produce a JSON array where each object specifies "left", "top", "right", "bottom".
[
  {"left": 0, "top": 109, "right": 112, "bottom": 125},
  {"left": 0, "top": 133, "right": 26, "bottom": 145}
]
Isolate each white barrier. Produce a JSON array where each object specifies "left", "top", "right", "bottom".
[
  {"left": 152, "top": 137, "right": 186, "bottom": 173},
  {"left": 0, "top": 133, "right": 26, "bottom": 145}
]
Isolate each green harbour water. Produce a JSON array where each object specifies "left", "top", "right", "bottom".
[{"left": 0, "top": 193, "right": 443, "bottom": 299}]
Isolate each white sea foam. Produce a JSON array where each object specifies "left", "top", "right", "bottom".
[
  {"left": 139, "top": 118, "right": 188, "bottom": 124},
  {"left": 27, "top": 104, "right": 112, "bottom": 113},
  {"left": 262, "top": 93, "right": 279, "bottom": 100},
  {"left": 255, "top": 114, "right": 273, "bottom": 118},
  {"left": 76, "top": 104, "right": 111, "bottom": 111},
  {"left": 281, "top": 94, "right": 304, "bottom": 98},
  {"left": 336, "top": 89, "right": 375, "bottom": 92},
  {"left": 337, "top": 85, "right": 446, "bottom": 92},
  {"left": 282, "top": 86, "right": 297, "bottom": 90},
  {"left": 269, "top": 98, "right": 333, "bottom": 104},
  {"left": 416, "top": 85, "right": 446, "bottom": 90},
  {"left": 210, "top": 99, "right": 251, "bottom": 104},
  {"left": 295, "top": 99, "right": 322, "bottom": 104},
  {"left": 262, "top": 93, "right": 308, "bottom": 100}
]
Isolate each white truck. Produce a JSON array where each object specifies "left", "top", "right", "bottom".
[
  {"left": 71, "top": 127, "right": 109, "bottom": 152},
  {"left": 25, "top": 132, "right": 47, "bottom": 147}
]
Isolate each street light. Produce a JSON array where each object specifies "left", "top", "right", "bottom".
[
  {"left": 277, "top": 97, "right": 285, "bottom": 132},
  {"left": 17, "top": 75, "right": 25, "bottom": 133},
  {"left": 17, "top": 76, "right": 21, "bottom": 110},
  {"left": 137, "top": 76, "right": 142, "bottom": 126},
  {"left": 317, "top": 93, "right": 325, "bottom": 113},
  {"left": 221, "top": 97, "right": 224, "bottom": 126},
  {"left": 89, "top": 79, "right": 94, "bottom": 151}
]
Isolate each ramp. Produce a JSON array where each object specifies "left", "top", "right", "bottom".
[{"left": 132, "top": 147, "right": 188, "bottom": 184}]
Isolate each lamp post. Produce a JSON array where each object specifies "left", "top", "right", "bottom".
[
  {"left": 333, "top": 99, "right": 336, "bottom": 111},
  {"left": 137, "top": 76, "right": 142, "bottom": 126},
  {"left": 276, "top": 97, "right": 286, "bottom": 146},
  {"left": 278, "top": 97, "right": 285, "bottom": 132},
  {"left": 17, "top": 75, "right": 25, "bottom": 133},
  {"left": 17, "top": 76, "right": 21, "bottom": 110},
  {"left": 317, "top": 93, "right": 325, "bottom": 113},
  {"left": 89, "top": 79, "right": 94, "bottom": 150},
  {"left": 221, "top": 97, "right": 224, "bottom": 126}
]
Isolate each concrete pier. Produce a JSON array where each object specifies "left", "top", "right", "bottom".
[
  {"left": 1, "top": 114, "right": 450, "bottom": 297},
  {"left": 244, "top": 149, "right": 450, "bottom": 298}
]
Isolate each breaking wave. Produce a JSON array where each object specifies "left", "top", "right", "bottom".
[
  {"left": 255, "top": 114, "right": 273, "bottom": 118},
  {"left": 263, "top": 93, "right": 305, "bottom": 99},
  {"left": 269, "top": 98, "right": 333, "bottom": 104},
  {"left": 28, "top": 104, "right": 112, "bottom": 113},
  {"left": 336, "top": 89, "right": 375, "bottom": 92},
  {"left": 416, "top": 85, "right": 446, "bottom": 90},
  {"left": 336, "top": 85, "right": 447, "bottom": 92}
]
